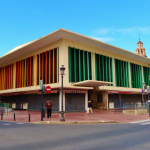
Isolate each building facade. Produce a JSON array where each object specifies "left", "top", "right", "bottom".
[{"left": 0, "top": 29, "right": 150, "bottom": 111}]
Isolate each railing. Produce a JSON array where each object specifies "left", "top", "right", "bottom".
[{"left": 123, "top": 103, "right": 148, "bottom": 110}]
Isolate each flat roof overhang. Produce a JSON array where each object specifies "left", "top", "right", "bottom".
[
  {"left": 73, "top": 80, "right": 113, "bottom": 87},
  {"left": 1, "top": 29, "right": 150, "bottom": 64}
]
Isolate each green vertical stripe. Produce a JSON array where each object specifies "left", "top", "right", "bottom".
[
  {"left": 83, "top": 50, "right": 85, "bottom": 81},
  {"left": 95, "top": 53, "right": 97, "bottom": 80},
  {"left": 111, "top": 58, "right": 113, "bottom": 86},
  {"left": 102, "top": 55, "right": 104, "bottom": 81},
  {"left": 69, "top": 47, "right": 72, "bottom": 82},
  {"left": 137, "top": 65, "right": 139, "bottom": 88},
  {"left": 123, "top": 61, "right": 125, "bottom": 87},
  {"left": 91, "top": 52, "right": 93, "bottom": 80},
  {"left": 118, "top": 60, "right": 120, "bottom": 86},
  {"left": 108, "top": 57, "right": 111, "bottom": 84},
  {"left": 140, "top": 66, "right": 142, "bottom": 88},
  {"left": 115, "top": 59, "right": 117, "bottom": 86},
  {"left": 79, "top": 49, "right": 81, "bottom": 82},
  {"left": 99, "top": 54, "right": 101, "bottom": 81},
  {"left": 125, "top": 61, "right": 129, "bottom": 87},
  {"left": 74, "top": 48, "right": 76, "bottom": 82},
  {"left": 87, "top": 51, "right": 89, "bottom": 80},
  {"left": 105, "top": 56, "right": 107, "bottom": 81},
  {"left": 128, "top": 62, "right": 130, "bottom": 87}
]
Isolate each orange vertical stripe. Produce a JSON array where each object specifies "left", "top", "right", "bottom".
[
  {"left": 49, "top": 50, "right": 50, "bottom": 83},
  {"left": 22, "top": 60, "right": 23, "bottom": 87},
  {"left": 0, "top": 68, "right": 1, "bottom": 90},
  {"left": 27, "top": 58, "right": 28, "bottom": 87},
  {"left": 30, "top": 56, "right": 31, "bottom": 86},
  {"left": 50, "top": 50, "right": 51, "bottom": 83},
  {"left": 15, "top": 62, "right": 17, "bottom": 88},
  {"left": 33, "top": 55, "right": 34, "bottom": 86},
  {"left": 11, "top": 64, "right": 12, "bottom": 89},
  {"left": 42, "top": 52, "right": 44, "bottom": 82},
  {"left": 20, "top": 61, "right": 21, "bottom": 87},
  {"left": 9, "top": 65, "right": 11, "bottom": 89},
  {"left": 9, "top": 65, "right": 10, "bottom": 89},
  {"left": 46, "top": 51, "right": 47, "bottom": 84},
  {"left": 40, "top": 54, "right": 42, "bottom": 81},
  {"left": 53, "top": 48, "right": 55, "bottom": 83},
  {"left": 5, "top": 66, "right": 8, "bottom": 89},
  {"left": 25, "top": 59, "right": 26, "bottom": 87},
  {"left": 18, "top": 61, "right": 19, "bottom": 88}
]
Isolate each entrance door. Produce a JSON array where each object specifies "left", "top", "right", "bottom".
[{"left": 65, "top": 93, "right": 85, "bottom": 111}]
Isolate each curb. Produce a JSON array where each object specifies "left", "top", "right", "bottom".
[{"left": 31, "top": 121, "right": 120, "bottom": 124}]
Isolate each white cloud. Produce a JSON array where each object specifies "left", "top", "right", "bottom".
[
  {"left": 117, "top": 27, "right": 150, "bottom": 34},
  {"left": 94, "top": 28, "right": 111, "bottom": 35},
  {"left": 94, "top": 26, "right": 150, "bottom": 36},
  {"left": 91, "top": 36, "right": 115, "bottom": 42}
]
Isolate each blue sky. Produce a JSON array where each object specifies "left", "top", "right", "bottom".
[{"left": 1, "top": 0, "right": 150, "bottom": 58}]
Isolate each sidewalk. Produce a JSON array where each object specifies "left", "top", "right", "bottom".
[
  {"left": 0, "top": 110, "right": 150, "bottom": 124},
  {"left": 1, "top": 109, "right": 150, "bottom": 124}
]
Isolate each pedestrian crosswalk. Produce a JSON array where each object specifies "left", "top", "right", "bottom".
[{"left": 129, "top": 119, "right": 150, "bottom": 125}]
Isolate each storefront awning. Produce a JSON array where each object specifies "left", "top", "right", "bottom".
[{"left": 73, "top": 80, "right": 113, "bottom": 87}]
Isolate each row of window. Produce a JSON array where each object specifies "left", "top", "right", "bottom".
[{"left": 0, "top": 46, "right": 149, "bottom": 90}]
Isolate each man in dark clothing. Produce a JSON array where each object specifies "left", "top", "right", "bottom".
[
  {"left": 45, "top": 100, "right": 53, "bottom": 118},
  {"left": 87, "top": 99, "right": 93, "bottom": 114}
]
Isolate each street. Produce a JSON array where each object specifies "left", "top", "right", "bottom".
[{"left": 0, "top": 121, "right": 150, "bottom": 150}]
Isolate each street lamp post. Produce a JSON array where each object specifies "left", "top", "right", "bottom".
[{"left": 60, "top": 65, "right": 65, "bottom": 121}]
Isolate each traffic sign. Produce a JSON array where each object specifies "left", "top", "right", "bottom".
[{"left": 46, "top": 86, "right": 51, "bottom": 93}]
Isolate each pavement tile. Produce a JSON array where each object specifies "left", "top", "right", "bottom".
[{"left": 1, "top": 109, "right": 150, "bottom": 124}]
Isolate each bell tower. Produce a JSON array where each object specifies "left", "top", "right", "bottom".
[{"left": 136, "top": 40, "right": 147, "bottom": 57}]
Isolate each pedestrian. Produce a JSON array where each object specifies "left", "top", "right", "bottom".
[
  {"left": 141, "top": 99, "right": 145, "bottom": 104},
  {"left": 45, "top": 100, "right": 53, "bottom": 118},
  {"left": 141, "top": 99, "right": 145, "bottom": 108},
  {"left": 87, "top": 99, "right": 93, "bottom": 114}
]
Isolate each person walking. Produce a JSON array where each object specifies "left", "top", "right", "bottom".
[
  {"left": 45, "top": 100, "right": 53, "bottom": 118},
  {"left": 87, "top": 99, "right": 93, "bottom": 114}
]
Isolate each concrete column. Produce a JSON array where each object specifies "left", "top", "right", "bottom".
[
  {"left": 85, "top": 92, "right": 88, "bottom": 110},
  {"left": 92, "top": 87, "right": 97, "bottom": 108},
  {"left": 102, "top": 92, "right": 108, "bottom": 109}
]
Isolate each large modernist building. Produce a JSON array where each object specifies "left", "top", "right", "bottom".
[{"left": 0, "top": 29, "right": 150, "bottom": 111}]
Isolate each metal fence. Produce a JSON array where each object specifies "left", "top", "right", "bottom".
[
  {"left": 0, "top": 103, "right": 12, "bottom": 115},
  {"left": 123, "top": 103, "right": 148, "bottom": 110},
  {"left": 123, "top": 103, "right": 149, "bottom": 114},
  {"left": 0, "top": 103, "right": 11, "bottom": 108}
]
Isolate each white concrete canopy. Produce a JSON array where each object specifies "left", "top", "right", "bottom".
[
  {"left": 1, "top": 29, "right": 150, "bottom": 64},
  {"left": 73, "top": 80, "right": 113, "bottom": 87}
]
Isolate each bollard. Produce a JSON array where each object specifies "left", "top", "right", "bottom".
[
  {"left": 29, "top": 114, "right": 30, "bottom": 122},
  {"left": 1, "top": 114, "right": 3, "bottom": 120},
  {"left": 14, "top": 113, "right": 15, "bottom": 121}
]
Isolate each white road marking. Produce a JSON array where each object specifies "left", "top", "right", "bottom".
[
  {"left": 16, "top": 123, "right": 24, "bottom": 124},
  {"left": 3, "top": 124, "right": 11, "bottom": 125},
  {"left": 140, "top": 122, "right": 150, "bottom": 125},
  {"left": 129, "top": 119, "right": 150, "bottom": 124}
]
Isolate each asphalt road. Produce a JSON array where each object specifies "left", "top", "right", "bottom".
[{"left": 0, "top": 120, "right": 150, "bottom": 150}]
